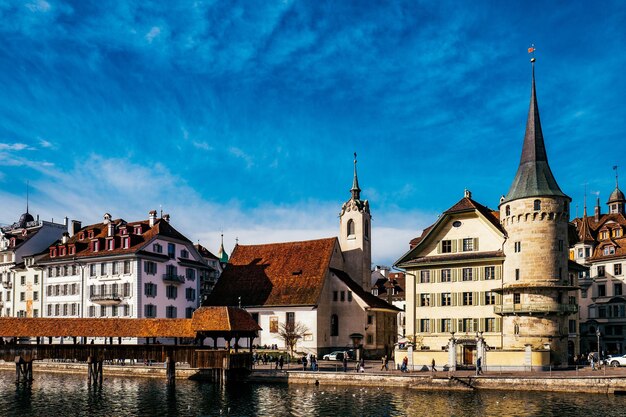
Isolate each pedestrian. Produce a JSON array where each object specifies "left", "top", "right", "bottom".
[
  {"left": 380, "top": 355, "right": 387, "bottom": 371},
  {"left": 311, "top": 354, "right": 317, "bottom": 371},
  {"left": 279, "top": 355, "right": 284, "bottom": 370},
  {"left": 342, "top": 354, "right": 348, "bottom": 372},
  {"left": 359, "top": 357, "right": 365, "bottom": 373},
  {"left": 401, "top": 356, "right": 408, "bottom": 372},
  {"left": 302, "top": 354, "right": 308, "bottom": 371},
  {"left": 431, "top": 358, "right": 437, "bottom": 372},
  {"left": 477, "top": 357, "right": 482, "bottom": 375},
  {"left": 588, "top": 352, "right": 595, "bottom": 371}
]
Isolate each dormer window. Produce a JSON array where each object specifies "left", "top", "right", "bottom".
[
  {"left": 600, "top": 231, "right": 609, "bottom": 240},
  {"left": 120, "top": 228, "right": 127, "bottom": 236},
  {"left": 612, "top": 229, "right": 622, "bottom": 238},
  {"left": 134, "top": 225, "right": 142, "bottom": 235},
  {"left": 88, "top": 230, "right": 95, "bottom": 239},
  {"left": 50, "top": 248, "right": 57, "bottom": 257},
  {"left": 59, "top": 246, "right": 67, "bottom": 256},
  {"left": 603, "top": 246, "right": 616, "bottom": 256},
  {"left": 122, "top": 236, "right": 130, "bottom": 249},
  {"left": 91, "top": 240, "right": 100, "bottom": 252},
  {"left": 69, "top": 245, "right": 76, "bottom": 255},
  {"left": 78, "top": 232, "right": 85, "bottom": 240},
  {"left": 533, "top": 199, "right": 541, "bottom": 211},
  {"left": 10, "top": 237, "right": 16, "bottom": 247},
  {"left": 107, "top": 239, "right": 115, "bottom": 251}
]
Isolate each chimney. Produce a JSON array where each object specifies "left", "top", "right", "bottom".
[
  {"left": 108, "top": 222, "right": 114, "bottom": 237},
  {"left": 64, "top": 217, "right": 68, "bottom": 226},
  {"left": 61, "top": 232, "right": 69, "bottom": 244},
  {"left": 69, "top": 220, "right": 82, "bottom": 237},
  {"left": 103, "top": 213, "right": 112, "bottom": 224},
  {"left": 149, "top": 210, "right": 157, "bottom": 227},
  {"left": 595, "top": 197, "right": 601, "bottom": 222},
  {"left": 162, "top": 214, "right": 170, "bottom": 223}
]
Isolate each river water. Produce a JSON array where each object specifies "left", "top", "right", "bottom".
[{"left": 1, "top": 370, "right": 625, "bottom": 416}]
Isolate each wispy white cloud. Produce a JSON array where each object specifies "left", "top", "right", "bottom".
[
  {"left": 228, "top": 146, "right": 254, "bottom": 168},
  {"left": 145, "top": 26, "right": 161, "bottom": 43},
  {"left": 25, "top": 0, "right": 50, "bottom": 13},
  {"left": 0, "top": 143, "right": 31, "bottom": 151}
]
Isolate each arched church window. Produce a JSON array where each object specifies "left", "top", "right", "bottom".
[
  {"left": 347, "top": 219, "right": 355, "bottom": 236},
  {"left": 330, "top": 314, "right": 339, "bottom": 336},
  {"left": 505, "top": 205, "right": 510, "bottom": 216},
  {"left": 533, "top": 199, "right": 541, "bottom": 211}
]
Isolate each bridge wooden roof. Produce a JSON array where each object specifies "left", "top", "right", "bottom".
[{"left": 0, "top": 307, "right": 260, "bottom": 338}]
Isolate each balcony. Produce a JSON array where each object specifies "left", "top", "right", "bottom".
[
  {"left": 89, "top": 292, "right": 122, "bottom": 305},
  {"left": 1, "top": 281, "right": 12, "bottom": 289},
  {"left": 162, "top": 273, "right": 185, "bottom": 284},
  {"left": 494, "top": 303, "right": 578, "bottom": 316}
]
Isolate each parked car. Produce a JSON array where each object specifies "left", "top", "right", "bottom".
[
  {"left": 323, "top": 351, "right": 346, "bottom": 361},
  {"left": 605, "top": 354, "right": 626, "bottom": 367}
]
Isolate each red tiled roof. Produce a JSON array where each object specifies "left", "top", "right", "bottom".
[
  {"left": 38, "top": 218, "right": 191, "bottom": 263},
  {"left": 0, "top": 307, "right": 259, "bottom": 337},
  {"left": 571, "top": 212, "right": 626, "bottom": 260},
  {"left": 203, "top": 238, "right": 337, "bottom": 307}
]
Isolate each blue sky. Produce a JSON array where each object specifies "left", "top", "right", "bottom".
[{"left": 1, "top": 0, "right": 625, "bottom": 266}]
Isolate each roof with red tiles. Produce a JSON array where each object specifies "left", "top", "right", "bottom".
[
  {"left": 571, "top": 212, "right": 626, "bottom": 261},
  {"left": 37, "top": 217, "right": 193, "bottom": 264},
  {"left": 0, "top": 307, "right": 259, "bottom": 337},
  {"left": 203, "top": 238, "right": 338, "bottom": 307}
]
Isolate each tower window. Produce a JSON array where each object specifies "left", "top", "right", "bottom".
[
  {"left": 533, "top": 200, "right": 541, "bottom": 211},
  {"left": 515, "top": 269, "right": 520, "bottom": 281},
  {"left": 330, "top": 314, "right": 339, "bottom": 336},
  {"left": 364, "top": 219, "right": 369, "bottom": 239},
  {"left": 347, "top": 219, "right": 355, "bottom": 236},
  {"left": 514, "top": 241, "right": 521, "bottom": 253},
  {"left": 505, "top": 205, "right": 510, "bottom": 216}
]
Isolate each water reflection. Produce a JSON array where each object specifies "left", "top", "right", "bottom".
[{"left": 1, "top": 370, "right": 626, "bottom": 417}]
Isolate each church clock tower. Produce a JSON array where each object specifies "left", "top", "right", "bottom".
[{"left": 339, "top": 153, "right": 372, "bottom": 290}]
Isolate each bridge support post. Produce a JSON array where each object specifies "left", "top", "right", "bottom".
[
  {"left": 15, "top": 355, "right": 33, "bottom": 383},
  {"left": 87, "top": 356, "right": 103, "bottom": 386},
  {"left": 166, "top": 356, "right": 176, "bottom": 385}
]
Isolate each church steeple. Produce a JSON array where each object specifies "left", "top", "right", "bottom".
[
  {"left": 502, "top": 59, "right": 568, "bottom": 204},
  {"left": 351, "top": 152, "right": 361, "bottom": 200},
  {"left": 217, "top": 233, "right": 229, "bottom": 263},
  {"left": 607, "top": 165, "right": 625, "bottom": 214}
]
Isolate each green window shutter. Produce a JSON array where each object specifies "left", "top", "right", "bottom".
[
  {"left": 452, "top": 269, "right": 457, "bottom": 282},
  {"left": 474, "top": 238, "right": 479, "bottom": 251},
  {"left": 479, "top": 267, "right": 484, "bottom": 281},
  {"left": 457, "top": 239, "right": 463, "bottom": 252},
  {"left": 473, "top": 318, "right": 479, "bottom": 332},
  {"left": 430, "top": 319, "right": 435, "bottom": 333},
  {"left": 478, "top": 291, "right": 484, "bottom": 306},
  {"left": 495, "top": 318, "right": 502, "bottom": 332},
  {"left": 473, "top": 292, "right": 479, "bottom": 306},
  {"left": 452, "top": 240, "right": 458, "bottom": 252},
  {"left": 496, "top": 265, "right": 502, "bottom": 280},
  {"left": 496, "top": 293, "right": 502, "bottom": 304},
  {"left": 437, "top": 241, "right": 442, "bottom": 254},
  {"left": 457, "top": 318, "right": 463, "bottom": 332},
  {"left": 474, "top": 267, "right": 479, "bottom": 281}
]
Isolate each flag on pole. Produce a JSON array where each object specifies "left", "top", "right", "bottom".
[{"left": 528, "top": 47, "right": 535, "bottom": 53}]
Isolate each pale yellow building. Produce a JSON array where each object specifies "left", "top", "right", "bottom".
[{"left": 395, "top": 62, "right": 578, "bottom": 370}]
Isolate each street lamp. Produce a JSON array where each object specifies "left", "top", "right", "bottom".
[{"left": 596, "top": 329, "right": 601, "bottom": 365}]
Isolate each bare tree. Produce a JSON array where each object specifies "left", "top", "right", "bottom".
[{"left": 278, "top": 321, "right": 310, "bottom": 357}]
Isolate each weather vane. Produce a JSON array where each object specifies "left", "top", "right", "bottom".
[{"left": 528, "top": 44, "right": 536, "bottom": 63}]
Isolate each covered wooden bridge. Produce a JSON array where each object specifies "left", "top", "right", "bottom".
[{"left": 0, "top": 306, "right": 261, "bottom": 385}]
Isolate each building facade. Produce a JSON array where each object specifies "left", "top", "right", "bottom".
[
  {"left": 37, "top": 211, "right": 208, "bottom": 328},
  {"left": 572, "top": 175, "right": 626, "bottom": 356},
  {"left": 0, "top": 210, "right": 68, "bottom": 317}
]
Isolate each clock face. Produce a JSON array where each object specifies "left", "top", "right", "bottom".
[{"left": 452, "top": 221, "right": 462, "bottom": 228}]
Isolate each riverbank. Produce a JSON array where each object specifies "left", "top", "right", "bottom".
[{"left": 3, "top": 360, "right": 626, "bottom": 394}]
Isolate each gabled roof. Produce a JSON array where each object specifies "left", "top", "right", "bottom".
[
  {"left": 203, "top": 238, "right": 338, "bottom": 307},
  {"left": 571, "top": 211, "right": 626, "bottom": 261},
  {"left": 502, "top": 64, "right": 568, "bottom": 203},
  {"left": 195, "top": 244, "right": 219, "bottom": 260},
  {"left": 397, "top": 196, "right": 504, "bottom": 267},
  {"left": 331, "top": 268, "right": 401, "bottom": 312}
]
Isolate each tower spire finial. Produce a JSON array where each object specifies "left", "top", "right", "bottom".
[
  {"left": 351, "top": 152, "right": 361, "bottom": 200},
  {"left": 614, "top": 165, "right": 619, "bottom": 188}
]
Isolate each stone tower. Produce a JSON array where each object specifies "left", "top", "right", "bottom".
[
  {"left": 498, "top": 61, "right": 574, "bottom": 365},
  {"left": 339, "top": 153, "right": 372, "bottom": 290}
]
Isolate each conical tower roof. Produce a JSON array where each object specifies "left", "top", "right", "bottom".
[
  {"left": 502, "top": 63, "right": 569, "bottom": 204},
  {"left": 217, "top": 233, "right": 229, "bottom": 263}
]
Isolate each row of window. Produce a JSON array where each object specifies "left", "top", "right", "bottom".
[
  {"left": 18, "top": 291, "right": 39, "bottom": 302},
  {"left": 438, "top": 238, "right": 479, "bottom": 254},
  {"left": 87, "top": 304, "right": 131, "bottom": 317},
  {"left": 48, "top": 265, "right": 80, "bottom": 277},
  {"left": 46, "top": 284, "right": 80, "bottom": 297},
  {"left": 152, "top": 242, "right": 183, "bottom": 259},
  {"left": 18, "top": 275, "right": 39, "bottom": 285},
  {"left": 419, "top": 317, "right": 502, "bottom": 333},
  {"left": 596, "top": 264, "right": 623, "bottom": 278},
  {"left": 419, "top": 291, "right": 501, "bottom": 307},
  {"left": 599, "top": 228, "right": 623, "bottom": 240},
  {"left": 588, "top": 303, "right": 626, "bottom": 319},
  {"left": 419, "top": 266, "right": 501, "bottom": 283},
  {"left": 143, "top": 282, "right": 196, "bottom": 301},
  {"left": 89, "top": 261, "right": 133, "bottom": 277},
  {"left": 332, "top": 290, "right": 353, "bottom": 302},
  {"left": 143, "top": 304, "right": 195, "bottom": 319},
  {"left": 89, "top": 283, "right": 131, "bottom": 298},
  {"left": 46, "top": 303, "right": 80, "bottom": 317},
  {"left": 503, "top": 199, "right": 568, "bottom": 216}
]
